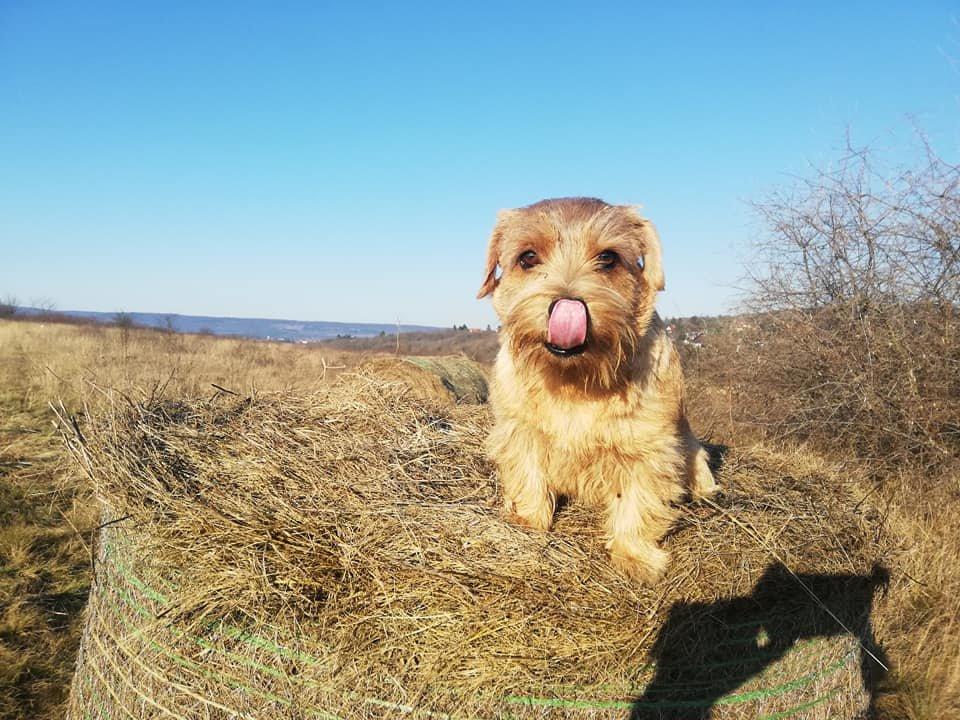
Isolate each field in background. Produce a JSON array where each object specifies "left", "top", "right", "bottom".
[
  {"left": 1, "top": 310, "right": 958, "bottom": 718},
  {"left": 320, "top": 327, "right": 500, "bottom": 363}
]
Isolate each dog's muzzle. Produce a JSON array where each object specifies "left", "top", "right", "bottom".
[{"left": 546, "top": 298, "right": 588, "bottom": 356}]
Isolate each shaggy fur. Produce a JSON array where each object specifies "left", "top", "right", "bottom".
[{"left": 478, "top": 197, "right": 717, "bottom": 584}]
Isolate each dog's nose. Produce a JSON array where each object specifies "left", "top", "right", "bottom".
[{"left": 548, "top": 298, "right": 588, "bottom": 349}]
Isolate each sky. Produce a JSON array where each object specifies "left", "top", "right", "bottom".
[{"left": 1, "top": 2, "right": 958, "bottom": 328}]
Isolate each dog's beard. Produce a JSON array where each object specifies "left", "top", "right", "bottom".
[{"left": 502, "top": 287, "right": 646, "bottom": 391}]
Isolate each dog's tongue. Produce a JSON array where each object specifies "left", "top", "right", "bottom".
[{"left": 548, "top": 299, "right": 587, "bottom": 349}]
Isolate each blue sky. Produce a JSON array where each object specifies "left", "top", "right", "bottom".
[{"left": 2, "top": 2, "right": 958, "bottom": 328}]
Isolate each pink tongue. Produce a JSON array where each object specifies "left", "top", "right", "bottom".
[{"left": 548, "top": 299, "right": 587, "bottom": 349}]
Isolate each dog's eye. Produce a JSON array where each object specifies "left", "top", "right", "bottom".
[
  {"left": 596, "top": 250, "right": 619, "bottom": 271},
  {"left": 518, "top": 251, "right": 540, "bottom": 270}
]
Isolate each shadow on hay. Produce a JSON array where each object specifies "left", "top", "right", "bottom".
[{"left": 630, "top": 563, "right": 890, "bottom": 720}]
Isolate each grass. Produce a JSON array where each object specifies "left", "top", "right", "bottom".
[
  {"left": 0, "top": 324, "right": 98, "bottom": 719},
  {"left": 0, "top": 390, "right": 90, "bottom": 720},
  {"left": 869, "top": 474, "right": 960, "bottom": 719}
]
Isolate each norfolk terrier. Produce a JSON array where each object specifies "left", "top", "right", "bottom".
[{"left": 477, "top": 197, "right": 717, "bottom": 584}]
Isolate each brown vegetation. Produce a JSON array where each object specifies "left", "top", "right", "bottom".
[
  {"left": 684, "top": 140, "right": 960, "bottom": 718},
  {"left": 322, "top": 328, "right": 500, "bottom": 363},
  {"left": 741, "top": 141, "right": 959, "bottom": 473}
]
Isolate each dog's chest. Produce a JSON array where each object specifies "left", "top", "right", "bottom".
[
  {"left": 491, "top": 354, "right": 674, "bottom": 454},
  {"left": 525, "top": 391, "right": 658, "bottom": 454}
]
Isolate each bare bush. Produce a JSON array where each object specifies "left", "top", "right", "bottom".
[
  {"left": 31, "top": 297, "right": 57, "bottom": 314},
  {"left": 740, "top": 139, "right": 959, "bottom": 475},
  {"left": 112, "top": 311, "right": 135, "bottom": 329},
  {"left": 0, "top": 295, "right": 17, "bottom": 318}
]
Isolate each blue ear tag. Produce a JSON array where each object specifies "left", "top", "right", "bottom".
[{"left": 637, "top": 256, "right": 645, "bottom": 271}]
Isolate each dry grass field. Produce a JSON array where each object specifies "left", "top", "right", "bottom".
[
  {"left": 1, "top": 303, "right": 958, "bottom": 718},
  {"left": 0, "top": 318, "right": 363, "bottom": 719},
  {"left": 321, "top": 328, "right": 500, "bottom": 363}
]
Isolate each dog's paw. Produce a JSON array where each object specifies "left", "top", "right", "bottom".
[
  {"left": 691, "top": 478, "right": 719, "bottom": 501},
  {"left": 504, "top": 498, "right": 554, "bottom": 532},
  {"left": 609, "top": 545, "right": 668, "bottom": 586},
  {"left": 690, "top": 460, "right": 719, "bottom": 501}
]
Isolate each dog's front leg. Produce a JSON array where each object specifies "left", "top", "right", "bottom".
[
  {"left": 682, "top": 423, "right": 718, "bottom": 500},
  {"left": 488, "top": 422, "right": 555, "bottom": 531},
  {"left": 604, "top": 474, "right": 679, "bottom": 585}
]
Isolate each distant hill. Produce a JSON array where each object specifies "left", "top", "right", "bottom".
[{"left": 14, "top": 307, "right": 444, "bottom": 342}]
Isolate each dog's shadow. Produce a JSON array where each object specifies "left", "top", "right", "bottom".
[{"left": 629, "top": 562, "right": 890, "bottom": 719}]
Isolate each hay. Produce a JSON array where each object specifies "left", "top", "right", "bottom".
[
  {"left": 65, "top": 375, "right": 889, "bottom": 719},
  {"left": 356, "top": 355, "right": 489, "bottom": 405}
]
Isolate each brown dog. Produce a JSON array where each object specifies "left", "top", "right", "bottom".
[{"left": 477, "top": 197, "right": 717, "bottom": 584}]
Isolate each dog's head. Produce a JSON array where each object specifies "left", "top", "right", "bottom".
[{"left": 478, "top": 197, "right": 665, "bottom": 387}]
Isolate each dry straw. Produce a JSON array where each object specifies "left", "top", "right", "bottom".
[{"left": 64, "top": 368, "right": 890, "bottom": 719}]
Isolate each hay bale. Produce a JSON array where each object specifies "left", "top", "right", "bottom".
[
  {"left": 65, "top": 377, "right": 889, "bottom": 719},
  {"left": 356, "top": 355, "right": 489, "bottom": 404}
]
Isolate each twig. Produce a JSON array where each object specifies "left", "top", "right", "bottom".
[
  {"left": 95, "top": 514, "right": 133, "bottom": 531},
  {"left": 320, "top": 358, "right": 346, "bottom": 380}
]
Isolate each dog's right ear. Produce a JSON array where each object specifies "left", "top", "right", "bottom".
[{"left": 477, "top": 211, "right": 512, "bottom": 299}]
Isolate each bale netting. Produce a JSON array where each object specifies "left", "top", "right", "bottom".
[
  {"left": 356, "top": 355, "right": 489, "bottom": 405},
  {"left": 65, "top": 376, "right": 890, "bottom": 719}
]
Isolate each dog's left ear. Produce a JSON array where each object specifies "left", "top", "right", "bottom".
[
  {"left": 477, "top": 211, "right": 512, "bottom": 299},
  {"left": 639, "top": 219, "right": 665, "bottom": 292},
  {"left": 626, "top": 208, "right": 665, "bottom": 292}
]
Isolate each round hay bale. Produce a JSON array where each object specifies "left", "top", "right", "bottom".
[
  {"left": 65, "top": 377, "right": 889, "bottom": 719},
  {"left": 356, "top": 355, "right": 489, "bottom": 404}
]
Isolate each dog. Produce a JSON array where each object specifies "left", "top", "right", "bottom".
[{"left": 477, "top": 197, "right": 717, "bottom": 584}]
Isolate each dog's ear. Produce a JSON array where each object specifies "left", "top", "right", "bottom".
[
  {"left": 626, "top": 209, "right": 665, "bottom": 292},
  {"left": 639, "top": 219, "right": 665, "bottom": 292},
  {"left": 477, "top": 211, "right": 512, "bottom": 299}
]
